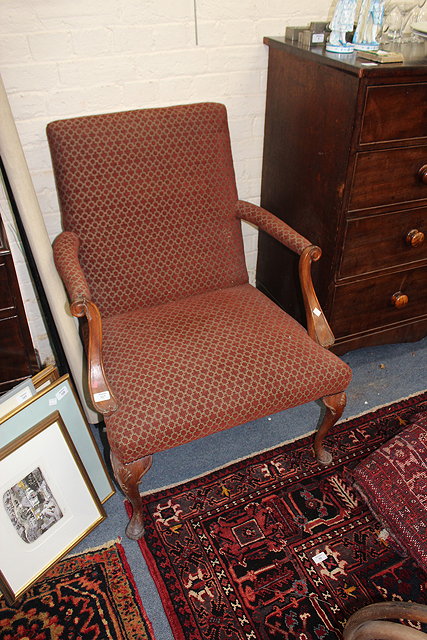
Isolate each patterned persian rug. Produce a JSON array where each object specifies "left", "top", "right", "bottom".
[
  {"left": 0, "top": 540, "right": 155, "bottom": 640},
  {"left": 134, "top": 392, "right": 427, "bottom": 640}
]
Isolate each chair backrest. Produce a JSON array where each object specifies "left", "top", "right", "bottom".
[{"left": 47, "top": 102, "right": 248, "bottom": 317}]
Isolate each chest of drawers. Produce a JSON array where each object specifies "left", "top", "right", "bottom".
[{"left": 257, "top": 38, "right": 427, "bottom": 354}]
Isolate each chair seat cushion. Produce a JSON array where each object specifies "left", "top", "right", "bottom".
[
  {"left": 351, "top": 417, "right": 427, "bottom": 572},
  {"left": 102, "top": 284, "right": 351, "bottom": 464}
]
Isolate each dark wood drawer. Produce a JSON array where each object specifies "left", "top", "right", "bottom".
[
  {"left": 349, "top": 146, "right": 427, "bottom": 211},
  {"left": 360, "top": 83, "right": 427, "bottom": 145},
  {"left": 340, "top": 207, "right": 427, "bottom": 277},
  {"left": 330, "top": 265, "right": 427, "bottom": 337}
]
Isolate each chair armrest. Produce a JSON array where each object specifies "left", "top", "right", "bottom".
[
  {"left": 53, "top": 232, "right": 119, "bottom": 415},
  {"left": 236, "top": 200, "right": 335, "bottom": 348},
  {"left": 236, "top": 200, "right": 311, "bottom": 255},
  {"left": 53, "top": 231, "right": 91, "bottom": 301}
]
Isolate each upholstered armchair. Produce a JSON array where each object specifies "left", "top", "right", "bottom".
[{"left": 48, "top": 102, "right": 352, "bottom": 540}]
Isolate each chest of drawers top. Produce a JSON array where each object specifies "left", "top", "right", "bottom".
[
  {"left": 264, "top": 37, "right": 427, "bottom": 147},
  {"left": 264, "top": 37, "right": 427, "bottom": 76}
]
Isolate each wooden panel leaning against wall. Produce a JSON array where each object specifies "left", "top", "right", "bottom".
[{"left": 0, "top": 212, "right": 39, "bottom": 392}]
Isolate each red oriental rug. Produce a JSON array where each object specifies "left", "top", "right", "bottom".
[
  {"left": 133, "top": 392, "right": 427, "bottom": 640},
  {"left": 0, "top": 540, "right": 155, "bottom": 640}
]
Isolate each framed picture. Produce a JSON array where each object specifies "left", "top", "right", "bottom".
[
  {"left": 32, "top": 365, "right": 60, "bottom": 391},
  {"left": 0, "top": 366, "right": 59, "bottom": 421},
  {"left": 0, "top": 365, "right": 59, "bottom": 418},
  {"left": 0, "top": 378, "right": 36, "bottom": 420},
  {"left": 0, "top": 375, "right": 114, "bottom": 503},
  {"left": 0, "top": 411, "right": 106, "bottom": 604}
]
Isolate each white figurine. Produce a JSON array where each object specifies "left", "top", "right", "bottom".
[
  {"left": 353, "top": 0, "right": 385, "bottom": 50},
  {"left": 326, "top": 0, "right": 358, "bottom": 53}
]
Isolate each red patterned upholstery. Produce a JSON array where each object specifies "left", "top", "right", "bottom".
[
  {"left": 352, "top": 417, "right": 427, "bottom": 572},
  {"left": 48, "top": 103, "right": 248, "bottom": 318},
  {"left": 236, "top": 200, "right": 311, "bottom": 255},
  {"left": 101, "top": 283, "right": 350, "bottom": 462},
  {"left": 49, "top": 102, "right": 351, "bottom": 473},
  {"left": 53, "top": 231, "right": 91, "bottom": 301}
]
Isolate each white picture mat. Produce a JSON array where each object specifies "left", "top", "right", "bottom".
[{"left": 0, "top": 419, "right": 102, "bottom": 594}]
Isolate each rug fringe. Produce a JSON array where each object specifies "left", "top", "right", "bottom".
[
  {"left": 140, "top": 389, "right": 427, "bottom": 497},
  {"left": 139, "top": 431, "right": 319, "bottom": 496},
  {"left": 344, "top": 389, "right": 427, "bottom": 421},
  {"left": 67, "top": 538, "right": 122, "bottom": 557}
]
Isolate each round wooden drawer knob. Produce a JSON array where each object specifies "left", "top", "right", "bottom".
[
  {"left": 418, "top": 165, "right": 427, "bottom": 184},
  {"left": 405, "top": 229, "right": 425, "bottom": 247},
  {"left": 391, "top": 291, "right": 409, "bottom": 308}
]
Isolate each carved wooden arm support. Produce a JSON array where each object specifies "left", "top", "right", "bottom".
[
  {"left": 236, "top": 200, "right": 335, "bottom": 347},
  {"left": 70, "top": 297, "right": 119, "bottom": 415},
  {"left": 299, "top": 246, "right": 335, "bottom": 348},
  {"left": 53, "top": 231, "right": 119, "bottom": 415}
]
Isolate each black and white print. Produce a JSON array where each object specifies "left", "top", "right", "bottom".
[{"left": 3, "top": 467, "right": 63, "bottom": 543}]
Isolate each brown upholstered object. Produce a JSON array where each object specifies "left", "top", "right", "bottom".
[
  {"left": 53, "top": 231, "right": 91, "bottom": 301},
  {"left": 48, "top": 101, "right": 351, "bottom": 473},
  {"left": 351, "top": 417, "right": 427, "bottom": 573},
  {"left": 101, "top": 283, "right": 351, "bottom": 463},
  {"left": 48, "top": 103, "right": 248, "bottom": 318},
  {"left": 236, "top": 200, "right": 311, "bottom": 255}
]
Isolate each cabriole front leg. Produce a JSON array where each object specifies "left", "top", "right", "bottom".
[
  {"left": 314, "top": 391, "right": 347, "bottom": 465},
  {"left": 110, "top": 452, "right": 153, "bottom": 540}
]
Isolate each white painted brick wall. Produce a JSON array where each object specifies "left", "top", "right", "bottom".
[{"left": 1, "top": 0, "right": 331, "bottom": 363}]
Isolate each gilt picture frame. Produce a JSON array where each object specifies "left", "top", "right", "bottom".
[
  {"left": 0, "top": 411, "right": 105, "bottom": 604},
  {"left": 31, "top": 364, "right": 60, "bottom": 391},
  {"left": 0, "top": 374, "right": 114, "bottom": 503}
]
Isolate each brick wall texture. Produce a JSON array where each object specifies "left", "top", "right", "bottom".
[{"left": 1, "top": 0, "right": 330, "bottom": 362}]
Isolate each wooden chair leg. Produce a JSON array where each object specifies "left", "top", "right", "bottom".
[
  {"left": 110, "top": 451, "right": 153, "bottom": 540},
  {"left": 314, "top": 391, "right": 347, "bottom": 465}
]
